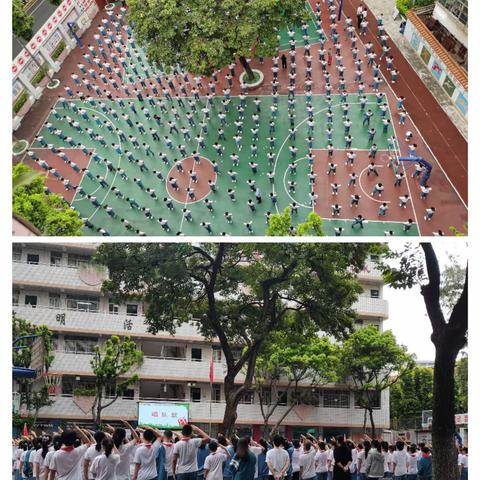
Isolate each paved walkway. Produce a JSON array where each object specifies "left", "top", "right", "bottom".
[{"left": 363, "top": 0, "right": 468, "bottom": 139}]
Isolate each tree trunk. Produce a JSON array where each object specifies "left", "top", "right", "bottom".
[
  {"left": 432, "top": 341, "right": 459, "bottom": 480},
  {"left": 362, "top": 408, "right": 367, "bottom": 432},
  {"left": 239, "top": 56, "right": 254, "bottom": 81},
  {"left": 221, "top": 376, "right": 241, "bottom": 436},
  {"left": 368, "top": 407, "right": 376, "bottom": 439}
]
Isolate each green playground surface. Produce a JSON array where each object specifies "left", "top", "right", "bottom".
[{"left": 33, "top": 93, "right": 418, "bottom": 236}]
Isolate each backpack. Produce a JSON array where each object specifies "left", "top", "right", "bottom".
[{"left": 23, "top": 449, "right": 33, "bottom": 476}]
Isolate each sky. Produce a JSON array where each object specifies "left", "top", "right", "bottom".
[{"left": 382, "top": 240, "right": 468, "bottom": 362}]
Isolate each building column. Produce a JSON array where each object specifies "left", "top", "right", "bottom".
[
  {"left": 18, "top": 72, "right": 41, "bottom": 100},
  {"left": 39, "top": 45, "right": 60, "bottom": 73}
]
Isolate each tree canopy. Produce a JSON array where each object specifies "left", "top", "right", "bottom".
[
  {"left": 266, "top": 208, "right": 325, "bottom": 236},
  {"left": 339, "top": 324, "right": 414, "bottom": 436},
  {"left": 126, "top": 0, "right": 307, "bottom": 76},
  {"left": 12, "top": 163, "right": 84, "bottom": 236},
  {"left": 13, "top": 0, "right": 34, "bottom": 41},
  {"left": 95, "top": 242, "right": 381, "bottom": 433},
  {"left": 91, "top": 335, "right": 144, "bottom": 427}
]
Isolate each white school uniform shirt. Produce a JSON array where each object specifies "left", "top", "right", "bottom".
[
  {"left": 84, "top": 445, "right": 104, "bottom": 479},
  {"left": 116, "top": 441, "right": 138, "bottom": 480},
  {"left": 34, "top": 448, "right": 51, "bottom": 479},
  {"left": 163, "top": 442, "right": 175, "bottom": 474},
  {"left": 14, "top": 448, "right": 22, "bottom": 469},
  {"left": 173, "top": 437, "right": 203, "bottom": 474},
  {"left": 51, "top": 444, "right": 88, "bottom": 480},
  {"left": 292, "top": 447, "right": 303, "bottom": 473},
  {"left": 314, "top": 450, "right": 328, "bottom": 473},
  {"left": 266, "top": 447, "right": 290, "bottom": 476},
  {"left": 90, "top": 453, "right": 121, "bottom": 480},
  {"left": 204, "top": 450, "right": 227, "bottom": 480},
  {"left": 458, "top": 454, "right": 468, "bottom": 469},
  {"left": 299, "top": 449, "right": 316, "bottom": 479},
  {"left": 327, "top": 449, "right": 334, "bottom": 472},
  {"left": 45, "top": 450, "right": 56, "bottom": 472},
  {"left": 407, "top": 453, "right": 418, "bottom": 474},
  {"left": 392, "top": 450, "right": 408, "bottom": 476},
  {"left": 357, "top": 449, "right": 366, "bottom": 473},
  {"left": 133, "top": 442, "right": 162, "bottom": 480},
  {"left": 384, "top": 452, "right": 393, "bottom": 473}
]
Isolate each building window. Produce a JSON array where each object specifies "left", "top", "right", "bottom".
[
  {"left": 49, "top": 293, "right": 61, "bottom": 309},
  {"left": 190, "top": 387, "right": 201, "bottom": 402},
  {"left": 64, "top": 336, "right": 98, "bottom": 354},
  {"left": 323, "top": 390, "right": 350, "bottom": 408},
  {"left": 354, "top": 391, "right": 381, "bottom": 409},
  {"left": 212, "top": 346, "right": 222, "bottom": 362},
  {"left": 232, "top": 348, "right": 243, "bottom": 361},
  {"left": 67, "top": 253, "right": 91, "bottom": 267},
  {"left": 109, "top": 302, "right": 119, "bottom": 315},
  {"left": 370, "top": 254, "right": 379, "bottom": 261},
  {"left": 259, "top": 388, "right": 272, "bottom": 405},
  {"left": 13, "top": 247, "right": 22, "bottom": 262},
  {"left": 277, "top": 391, "right": 288, "bottom": 406},
  {"left": 240, "top": 391, "right": 254, "bottom": 404},
  {"left": 126, "top": 304, "right": 138, "bottom": 316},
  {"left": 62, "top": 377, "right": 96, "bottom": 396},
  {"left": 212, "top": 384, "right": 221, "bottom": 402},
  {"left": 27, "top": 254, "right": 39, "bottom": 265},
  {"left": 66, "top": 295, "right": 99, "bottom": 313},
  {"left": 50, "top": 251, "right": 63, "bottom": 266},
  {"left": 355, "top": 319, "right": 364, "bottom": 326},
  {"left": 191, "top": 348, "right": 202, "bottom": 362},
  {"left": 370, "top": 289, "right": 380, "bottom": 299},
  {"left": 24, "top": 295, "right": 38, "bottom": 308},
  {"left": 13, "top": 289, "right": 20, "bottom": 306}
]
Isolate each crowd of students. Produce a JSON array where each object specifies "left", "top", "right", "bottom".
[
  {"left": 25, "top": 0, "right": 442, "bottom": 236},
  {"left": 12, "top": 422, "right": 468, "bottom": 480}
]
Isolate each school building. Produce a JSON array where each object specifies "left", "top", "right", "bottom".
[{"left": 13, "top": 243, "right": 390, "bottom": 440}]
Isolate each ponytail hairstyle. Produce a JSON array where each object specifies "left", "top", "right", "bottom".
[
  {"left": 102, "top": 438, "right": 114, "bottom": 458},
  {"left": 94, "top": 431, "right": 106, "bottom": 452},
  {"left": 41, "top": 435, "right": 52, "bottom": 459},
  {"left": 364, "top": 440, "right": 371, "bottom": 458},
  {"left": 113, "top": 428, "right": 126, "bottom": 449},
  {"left": 52, "top": 435, "right": 62, "bottom": 451}
]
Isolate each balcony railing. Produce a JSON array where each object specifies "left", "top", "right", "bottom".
[{"left": 353, "top": 296, "right": 388, "bottom": 318}]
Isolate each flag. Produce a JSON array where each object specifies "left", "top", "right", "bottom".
[
  {"left": 209, "top": 353, "right": 214, "bottom": 384},
  {"left": 23, "top": 422, "right": 29, "bottom": 437}
]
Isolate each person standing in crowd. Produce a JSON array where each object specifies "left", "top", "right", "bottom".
[
  {"left": 231, "top": 437, "right": 257, "bottom": 480},
  {"left": 333, "top": 436, "right": 351, "bottom": 480},
  {"left": 417, "top": 446, "right": 432, "bottom": 480},
  {"left": 363, "top": 440, "right": 384, "bottom": 480},
  {"left": 266, "top": 436, "right": 290, "bottom": 480},
  {"left": 392, "top": 441, "right": 408, "bottom": 479}
]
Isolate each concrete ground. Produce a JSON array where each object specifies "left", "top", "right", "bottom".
[{"left": 363, "top": 0, "right": 468, "bottom": 139}]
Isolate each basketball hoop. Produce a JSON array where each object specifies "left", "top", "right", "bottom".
[{"left": 44, "top": 374, "right": 61, "bottom": 396}]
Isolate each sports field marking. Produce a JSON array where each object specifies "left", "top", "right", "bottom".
[
  {"left": 282, "top": 156, "right": 313, "bottom": 209},
  {"left": 358, "top": 164, "right": 391, "bottom": 204}
]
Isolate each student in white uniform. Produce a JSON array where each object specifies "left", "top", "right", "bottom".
[
  {"left": 48, "top": 426, "right": 92, "bottom": 480},
  {"left": 44, "top": 435, "right": 62, "bottom": 480},
  {"left": 172, "top": 424, "right": 211, "bottom": 480},
  {"left": 406, "top": 445, "right": 418, "bottom": 479},
  {"left": 132, "top": 428, "right": 163, "bottom": 480},
  {"left": 34, "top": 436, "right": 53, "bottom": 480},
  {"left": 290, "top": 440, "right": 302, "bottom": 480},
  {"left": 458, "top": 447, "right": 468, "bottom": 480},
  {"left": 299, "top": 441, "right": 316, "bottom": 480},
  {"left": 266, "top": 435, "right": 290, "bottom": 480},
  {"left": 314, "top": 442, "right": 329, "bottom": 480},
  {"left": 392, "top": 441, "right": 408, "bottom": 479},
  {"left": 112, "top": 421, "right": 140, "bottom": 480},
  {"left": 204, "top": 440, "right": 231, "bottom": 480},
  {"left": 89, "top": 437, "right": 121, "bottom": 480},
  {"left": 83, "top": 431, "right": 107, "bottom": 480},
  {"left": 161, "top": 429, "right": 177, "bottom": 480}
]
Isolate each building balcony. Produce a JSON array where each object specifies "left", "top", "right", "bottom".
[
  {"left": 355, "top": 260, "right": 384, "bottom": 282},
  {"left": 37, "top": 395, "right": 389, "bottom": 428},
  {"left": 12, "top": 304, "right": 203, "bottom": 340},
  {"left": 49, "top": 351, "right": 226, "bottom": 383},
  {"left": 352, "top": 296, "right": 389, "bottom": 319},
  {"left": 13, "top": 261, "right": 107, "bottom": 293}
]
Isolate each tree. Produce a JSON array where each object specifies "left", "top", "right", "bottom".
[
  {"left": 454, "top": 355, "right": 467, "bottom": 413},
  {"left": 95, "top": 243, "right": 381, "bottom": 434},
  {"left": 12, "top": 163, "right": 84, "bottom": 236},
  {"left": 13, "top": 0, "right": 34, "bottom": 41},
  {"left": 126, "top": 0, "right": 307, "bottom": 80},
  {"left": 266, "top": 208, "right": 325, "bottom": 236},
  {"left": 255, "top": 326, "right": 339, "bottom": 436},
  {"left": 12, "top": 314, "right": 54, "bottom": 425},
  {"left": 390, "top": 366, "right": 434, "bottom": 429},
  {"left": 338, "top": 325, "right": 414, "bottom": 437},
  {"left": 384, "top": 244, "right": 467, "bottom": 480},
  {"left": 90, "top": 335, "right": 144, "bottom": 428}
]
